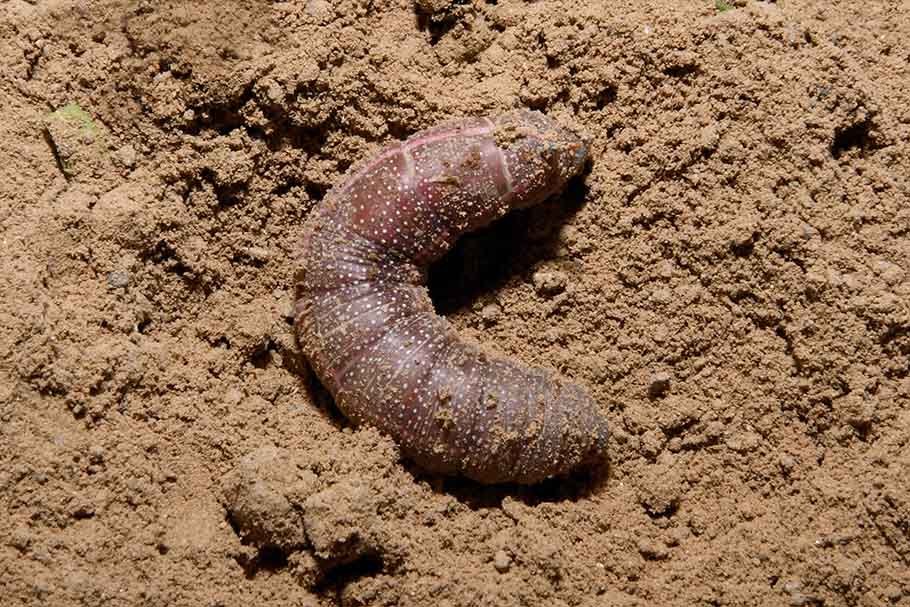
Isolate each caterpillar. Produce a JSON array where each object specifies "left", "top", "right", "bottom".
[{"left": 293, "top": 110, "right": 609, "bottom": 484}]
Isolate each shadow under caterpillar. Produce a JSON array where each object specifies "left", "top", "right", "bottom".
[{"left": 294, "top": 110, "right": 609, "bottom": 484}]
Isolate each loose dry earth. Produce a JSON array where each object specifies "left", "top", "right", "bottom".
[{"left": 1, "top": 1, "right": 908, "bottom": 606}]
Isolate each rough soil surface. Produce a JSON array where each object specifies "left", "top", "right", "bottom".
[{"left": 1, "top": 1, "right": 909, "bottom": 606}]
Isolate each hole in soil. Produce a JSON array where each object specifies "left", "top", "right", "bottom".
[
  {"left": 250, "top": 340, "right": 274, "bottom": 369},
  {"left": 731, "top": 235, "right": 757, "bottom": 258},
  {"left": 663, "top": 63, "right": 699, "bottom": 79},
  {"left": 142, "top": 240, "right": 191, "bottom": 276},
  {"left": 305, "top": 181, "right": 328, "bottom": 203},
  {"left": 831, "top": 119, "right": 873, "bottom": 159},
  {"left": 427, "top": 176, "right": 589, "bottom": 316},
  {"left": 316, "top": 552, "right": 385, "bottom": 591},
  {"left": 595, "top": 84, "right": 617, "bottom": 109},
  {"left": 237, "top": 546, "right": 289, "bottom": 579}
]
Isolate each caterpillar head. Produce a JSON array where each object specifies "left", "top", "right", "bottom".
[{"left": 493, "top": 110, "right": 590, "bottom": 209}]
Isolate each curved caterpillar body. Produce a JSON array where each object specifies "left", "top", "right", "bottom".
[{"left": 294, "top": 110, "right": 609, "bottom": 484}]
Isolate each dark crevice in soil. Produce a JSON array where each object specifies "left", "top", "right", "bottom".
[
  {"left": 140, "top": 240, "right": 191, "bottom": 277},
  {"left": 305, "top": 181, "right": 329, "bottom": 203},
  {"left": 414, "top": 0, "right": 473, "bottom": 46},
  {"left": 428, "top": 176, "right": 589, "bottom": 316},
  {"left": 831, "top": 118, "right": 876, "bottom": 159},
  {"left": 595, "top": 84, "right": 618, "bottom": 109},
  {"left": 236, "top": 546, "right": 289, "bottom": 580},
  {"left": 414, "top": 456, "right": 608, "bottom": 511},
  {"left": 643, "top": 500, "right": 679, "bottom": 519},
  {"left": 316, "top": 552, "right": 386, "bottom": 596},
  {"left": 731, "top": 233, "right": 759, "bottom": 258},
  {"left": 41, "top": 128, "right": 71, "bottom": 181},
  {"left": 663, "top": 62, "right": 700, "bottom": 80},
  {"left": 250, "top": 339, "right": 275, "bottom": 369}
]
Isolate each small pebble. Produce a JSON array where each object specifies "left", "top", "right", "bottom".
[
  {"left": 730, "top": 230, "right": 756, "bottom": 254},
  {"left": 283, "top": 301, "right": 297, "bottom": 323},
  {"left": 493, "top": 549, "right": 511, "bottom": 573},
  {"left": 532, "top": 269, "right": 567, "bottom": 297},
  {"left": 778, "top": 454, "right": 797, "bottom": 474},
  {"left": 800, "top": 222, "right": 818, "bottom": 240},
  {"left": 844, "top": 398, "right": 874, "bottom": 431},
  {"left": 783, "top": 579, "right": 809, "bottom": 606},
  {"left": 107, "top": 271, "right": 130, "bottom": 289},
  {"left": 31, "top": 582, "right": 50, "bottom": 600},
  {"left": 305, "top": 0, "right": 332, "bottom": 19},
  {"left": 636, "top": 538, "right": 668, "bottom": 560},
  {"left": 648, "top": 372, "right": 672, "bottom": 398},
  {"left": 9, "top": 528, "right": 32, "bottom": 551},
  {"left": 650, "top": 287, "right": 672, "bottom": 305},
  {"left": 266, "top": 80, "right": 285, "bottom": 103},
  {"left": 789, "top": 593, "right": 810, "bottom": 606},
  {"left": 639, "top": 429, "right": 665, "bottom": 458},
  {"left": 666, "top": 526, "right": 689, "bottom": 547},
  {"left": 70, "top": 502, "right": 95, "bottom": 519},
  {"left": 115, "top": 144, "right": 137, "bottom": 168},
  {"left": 874, "top": 260, "right": 904, "bottom": 286},
  {"left": 480, "top": 303, "right": 501, "bottom": 325},
  {"left": 88, "top": 445, "right": 105, "bottom": 464},
  {"left": 243, "top": 246, "right": 271, "bottom": 262},
  {"left": 725, "top": 431, "right": 761, "bottom": 453}
]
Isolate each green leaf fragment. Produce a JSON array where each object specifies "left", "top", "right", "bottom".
[{"left": 47, "top": 103, "right": 100, "bottom": 137}]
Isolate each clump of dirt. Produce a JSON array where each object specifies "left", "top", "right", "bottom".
[{"left": 1, "top": 0, "right": 908, "bottom": 606}]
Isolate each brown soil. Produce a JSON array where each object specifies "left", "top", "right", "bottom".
[{"left": 2, "top": 1, "right": 908, "bottom": 606}]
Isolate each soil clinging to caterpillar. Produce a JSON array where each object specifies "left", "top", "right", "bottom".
[{"left": 294, "top": 110, "right": 608, "bottom": 484}]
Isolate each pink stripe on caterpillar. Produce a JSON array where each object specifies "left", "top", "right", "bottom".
[
  {"left": 340, "top": 123, "right": 495, "bottom": 197},
  {"left": 294, "top": 110, "right": 606, "bottom": 484}
]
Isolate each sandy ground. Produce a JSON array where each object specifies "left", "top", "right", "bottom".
[{"left": 1, "top": 0, "right": 909, "bottom": 605}]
